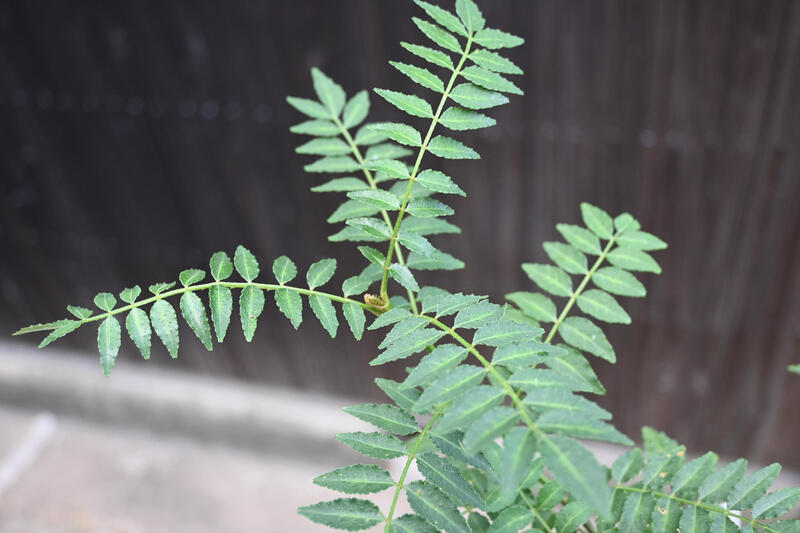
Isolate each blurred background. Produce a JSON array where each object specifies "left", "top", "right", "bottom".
[{"left": 1, "top": 0, "right": 799, "bottom": 530}]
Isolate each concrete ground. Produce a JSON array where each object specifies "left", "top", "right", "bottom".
[{"left": 0, "top": 342, "right": 797, "bottom": 532}]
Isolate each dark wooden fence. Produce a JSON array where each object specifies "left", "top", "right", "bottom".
[{"left": 2, "top": 0, "right": 799, "bottom": 466}]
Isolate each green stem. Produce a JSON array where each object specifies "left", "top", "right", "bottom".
[
  {"left": 614, "top": 485, "right": 780, "bottom": 532},
  {"left": 378, "top": 37, "right": 474, "bottom": 303},
  {"left": 333, "top": 115, "right": 419, "bottom": 314},
  {"left": 544, "top": 232, "right": 619, "bottom": 344},
  {"left": 384, "top": 410, "right": 443, "bottom": 531}
]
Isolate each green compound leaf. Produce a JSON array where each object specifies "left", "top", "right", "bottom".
[
  {"left": 469, "top": 48, "right": 522, "bottom": 75},
  {"left": 698, "top": 458, "right": 747, "bottom": 503},
  {"left": 555, "top": 501, "right": 592, "bottom": 533},
  {"left": 390, "top": 61, "right": 445, "bottom": 93},
  {"left": 343, "top": 403, "right": 419, "bottom": 436},
  {"left": 342, "top": 302, "right": 365, "bottom": 340},
  {"left": 728, "top": 462, "right": 781, "bottom": 510},
  {"left": 328, "top": 200, "right": 381, "bottom": 224},
  {"left": 312, "top": 177, "right": 369, "bottom": 193},
  {"left": 498, "top": 427, "right": 538, "bottom": 497},
  {"left": 362, "top": 158, "right": 409, "bottom": 179},
  {"left": 397, "top": 231, "right": 435, "bottom": 256},
  {"left": 311, "top": 67, "right": 346, "bottom": 118},
  {"left": 437, "top": 385, "right": 504, "bottom": 435},
  {"left": 593, "top": 266, "right": 646, "bottom": 297},
  {"left": 290, "top": 119, "right": 339, "bottom": 136},
  {"left": 753, "top": 488, "right": 800, "bottom": 520},
  {"left": 412, "top": 17, "right": 462, "bottom": 54},
  {"left": 710, "top": 515, "right": 739, "bottom": 533},
  {"left": 306, "top": 258, "right": 337, "bottom": 289},
  {"left": 286, "top": 96, "right": 330, "bottom": 120},
  {"left": 651, "top": 497, "right": 682, "bottom": 533},
  {"left": 536, "top": 411, "right": 633, "bottom": 446},
  {"left": 379, "top": 317, "right": 427, "bottom": 349},
  {"left": 414, "top": 0, "right": 468, "bottom": 37},
  {"left": 455, "top": 0, "right": 485, "bottom": 34},
  {"left": 416, "top": 453, "right": 484, "bottom": 509},
  {"left": 454, "top": 300, "right": 504, "bottom": 329},
  {"left": 523, "top": 388, "right": 611, "bottom": 419},
  {"left": 313, "top": 464, "right": 395, "bottom": 495},
  {"left": 371, "top": 328, "right": 446, "bottom": 366},
  {"left": 612, "top": 448, "right": 644, "bottom": 483},
  {"left": 577, "top": 289, "right": 631, "bottom": 324},
  {"left": 536, "top": 479, "right": 566, "bottom": 511},
  {"left": 614, "top": 212, "right": 640, "bottom": 233},
  {"left": 343, "top": 90, "right": 370, "bottom": 128},
  {"left": 97, "top": 316, "right": 121, "bottom": 377},
  {"left": 462, "top": 405, "right": 518, "bottom": 455},
  {"left": 125, "top": 308, "right": 151, "bottom": 360},
  {"left": 394, "top": 514, "right": 439, "bottom": 533},
  {"left": 234, "top": 245, "right": 260, "bottom": 282},
  {"left": 472, "top": 320, "right": 542, "bottom": 347},
  {"left": 179, "top": 292, "right": 213, "bottom": 350},
  {"left": 620, "top": 492, "right": 655, "bottom": 533},
  {"left": 556, "top": 223, "right": 602, "bottom": 255},
  {"left": 376, "top": 377, "right": 422, "bottom": 413},
  {"left": 450, "top": 83, "right": 509, "bottom": 109},
  {"left": 431, "top": 293, "right": 483, "bottom": 317},
  {"left": 274, "top": 288, "right": 303, "bottom": 329},
  {"left": 547, "top": 344, "right": 606, "bottom": 395},
  {"left": 617, "top": 230, "right": 668, "bottom": 251},
  {"left": 347, "top": 217, "right": 392, "bottom": 239},
  {"left": 389, "top": 263, "right": 420, "bottom": 292},
  {"left": 559, "top": 316, "right": 615, "bottom": 362},
  {"left": 505, "top": 291, "right": 557, "bottom": 322},
  {"left": 607, "top": 246, "right": 662, "bottom": 274},
  {"left": 460, "top": 65, "right": 522, "bottom": 95},
  {"left": 298, "top": 497, "right": 383, "bottom": 531},
  {"left": 508, "top": 368, "right": 594, "bottom": 394},
  {"left": 543, "top": 241, "right": 588, "bottom": 275},
  {"left": 490, "top": 341, "right": 550, "bottom": 369},
  {"left": 93, "top": 292, "right": 117, "bottom": 312},
  {"left": 374, "top": 88, "right": 433, "bottom": 118},
  {"left": 67, "top": 305, "right": 93, "bottom": 320},
  {"left": 427, "top": 135, "right": 480, "bottom": 159},
  {"left": 522, "top": 263, "right": 573, "bottom": 297},
  {"left": 355, "top": 124, "right": 388, "bottom": 145},
  {"left": 406, "top": 198, "right": 454, "bottom": 217},
  {"left": 296, "top": 137, "right": 351, "bottom": 156},
  {"left": 272, "top": 255, "right": 297, "bottom": 285},
  {"left": 150, "top": 299, "right": 179, "bottom": 359},
  {"left": 309, "top": 294, "right": 338, "bottom": 337},
  {"left": 415, "top": 169, "right": 465, "bottom": 196},
  {"left": 366, "top": 143, "right": 413, "bottom": 161},
  {"left": 239, "top": 286, "right": 265, "bottom": 342},
  {"left": 209, "top": 251, "right": 234, "bottom": 281},
  {"left": 580, "top": 202, "right": 614, "bottom": 239},
  {"left": 401, "top": 41, "right": 454, "bottom": 70},
  {"left": 438, "top": 106, "right": 495, "bottom": 131},
  {"left": 473, "top": 28, "right": 524, "bottom": 49},
  {"left": 148, "top": 281, "right": 176, "bottom": 296},
  {"left": 539, "top": 434, "right": 612, "bottom": 520},
  {"left": 671, "top": 451, "right": 719, "bottom": 499},
  {"left": 368, "top": 122, "right": 422, "bottom": 147},
  {"left": 118, "top": 286, "right": 141, "bottom": 305},
  {"left": 414, "top": 365, "right": 486, "bottom": 412},
  {"left": 335, "top": 431, "right": 407, "bottom": 459},
  {"left": 402, "top": 345, "right": 468, "bottom": 389},
  {"left": 306, "top": 155, "right": 360, "bottom": 173},
  {"left": 209, "top": 285, "right": 233, "bottom": 341},
  {"left": 405, "top": 481, "right": 470, "bottom": 533},
  {"left": 678, "top": 505, "right": 710, "bottom": 533},
  {"left": 348, "top": 189, "right": 401, "bottom": 211}
]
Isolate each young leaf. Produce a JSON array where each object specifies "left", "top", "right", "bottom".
[
  {"left": 344, "top": 403, "right": 419, "bottom": 435},
  {"left": 414, "top": 0, "right": 468, "bottom": 37},
  {"left": 179, "top": 292, "right": 213, "bottom": 350},
  {"left": 209, "top": 285, "right": 233, "bottom": 341},
  {"left": 414, "top": 365, "right": 486, "bottom": 411},
  {"left": 148, "top": 281, "right": 176, "bottom": 295},
  {"left": 179, "top": 268, "right": 205, "bottom": 287},
  {"left": 309, "top": 294, "right": 338, "bottom": 337},
  {"left": 311, "top": 67, "right": 346, "bottom": 117},
  {"left": 614, "top": 212, "right": 640, "bottom": 233},
  {"left": 505, "top": 292, "right": 557, "bottom": 322},
  {"left": 473, "top": 28, "right": 525, "bottom": 49},
  {"left": 389, "top": 264, "right": 420, "bottom": 292},
  {"left": 438, "top": 106, "right": 495, "bottom": 131},
  {"left": 416, "top": 453, "right": 484, "bottom": 509},
  {"left": 313, "top": 464, "right": 395, "bottom": 495},
  {"left": 390, "top": 61, "right": 445, "bottom": 93},
  {"left": 347, "top": 189, "right": 401, "bottom": 210},
  {"left": 335, "top": 431, "right": 407, "bottom": 459},
  {"left": 67, "top": 305, "right": 93, "bottom": 320},
  {"left": 342, "top": 302, "right": 365, "bottom": 340},
  {"left": 271, "top": 255, "right": 297, "bottom": 285},
  {"left": 543, "top": 241, "right": 588, "bottom": 275},
  {"left": 617, "top": 230, "right": 668, "bottom": 251},
  {"left": 368, "top": 122, "right": 422, "bottom": 147},
  {"left": 374, "top": 88, "right": 433, "bottom": 118},
  {"left": 119, "top": 285, "right": 142, "bottom": 304},
  {"left": 556, "top": 223, "right": 602, "bottom": 255},
  {"left": 522, "top": 263, "right": 573, "bottom": 297},
  {"left": 97, "top": 316, "right": 121, "bottom": 377},
  {"left": 94, "top": 292, "right": 117, "bottom": 312},
  {"left": 593, "top": 266, "right": 646, "bottom": 297},
  {"left": 559, "top": 316, "right": 615, "bottom": 363},
  {"left": 461, "top": 65, "right": 522, "bottom": 95},
  {"left": 539, "top": 434, "right": 612, "bottom": 519},
  {"left": 209, "top": 251, "right": 234, "bottom": 281},
  {"left": 239, "top": 286, "right": 265, "bottom": 342},
  {"left": 150, "top": 299, "right": 179, "bottom": 358},
  {"left": 455, "top": 0, "right": 485, "bottom": 34},
  {"left": 307, "top": 258, "right": 337, "bottom": 289},
  {"left": 607, "top": 246, "right": 662, "bottom": 274},
  {"left": 290, "top": 119, "right": 340, "bottom": 136},
  {"left": 581, "top": 202, "right": 614, "bottom": 239},
  {"left": 427, "top": 135, "right": 480, "bottom": 159},
  {"left": 298, "top": 498, "right": 383, "bottom": 531},
  {"left": 577, "top": 289, "right": 631, "bottom": 324},
  {"left": 343, "top": 90, "right": 370, "bottom": 128},
  {"left": 286, "top": 96, "right": 330, "bottom": 119},
  {"left": 412, "top": 17, "right": 462, "bottom": 54},
  {"left": 462, "top": 406, "right": 518, "bottom": 455},
  {"left": 401, "top": 41, "right": 454, "bottom": 70},
  {"left": 469, "top": 49, "right": 523, "bottom": 75},
  {"left": 405, "top": 481, "right": 470, "bottom": 533},
  {"left": 125, "top": 308, "right": 151, "bottom": 359},
  {"left": 234, "top": 245, "right": 260, "bottom": 282}
]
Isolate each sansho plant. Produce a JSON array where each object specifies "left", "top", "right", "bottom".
[{"left": 14, "top": 1, "right": 800, "bottom": 532}]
